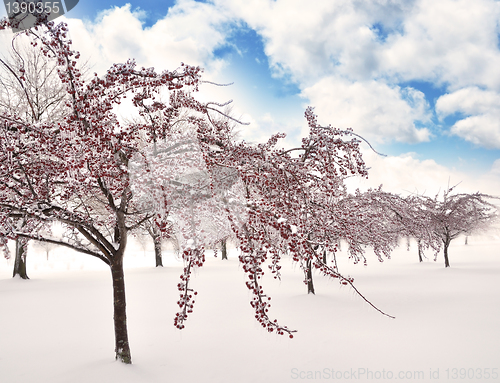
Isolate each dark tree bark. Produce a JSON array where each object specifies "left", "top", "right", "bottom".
[
  {"left": 221, "top": 238, "right": 228, "bottom": 260},
  {"left": 148, "top": 225, "right": 163, "bottom": 267},
  {"left": 13, "top": 238, "right": 29, "bottom": 279},
  {"left": 306, "top": 257, "right": 315, "bottom": 294},
  {"left": 417, "top": 239, "right": 423, "bottom": 262},
  {"left": 465, "top": 236, "right": 468, "bottom": 245},
  {"left": 110, "top": 257, "right": 131, "bottom": 364},
  {"left": 153, "top": 235, "right": 163, "bottom": 267},
  {"left": 443, "top": 237, "right": 451, "bottom": 268}
]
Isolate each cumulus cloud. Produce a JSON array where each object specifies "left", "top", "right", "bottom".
[
  {"left": 346, "top": 151, "right": 453, "bottom": 195},
  {"left": 6, "top": 0, "right": 500, "bottom": 150},
  {"left": 213, "top": 0, "right": 395, "bottom": 84},
  {"left": 213, "top": 0, "right": 500, "bottom": 90},
  {"left": 64, "top": 1, "right": 232, "bottom": 76},
  {"left": 379, "top": 0, "right": 500, "bottom": 90},
  {"left": 346, "top": 150, "right": 500, "bottom": 197},
  {"left": 301, "top": 77, "right": 432, "bottom": 144},
  {"left": 449, "top": 116, "right": 500, "bottom": 150},
  {"left": 436, "top": 87, "right": 500, "bottom": 149},
  {"left": 210, "top": 0, "right": 500, "bottom": 151}
]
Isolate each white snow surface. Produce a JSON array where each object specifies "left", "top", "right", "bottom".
[{"left": 1, "top": 235, "right": 499, "bottom": 383}]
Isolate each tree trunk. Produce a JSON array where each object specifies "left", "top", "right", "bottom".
[
  {"left": 306, "top": 257, "right": 315, "bottom": 294},
  {"left": 13, "top": 238, "right": 29, "bottom": 279},
  {"left": 417, "top": 239, "right": 423, "bottom": 262},
  {"left": 465, "top": 236, "right": 468, "bottom": 245},
  {"left": 110, "top": 259, "right": 132, "bottom": 364},
  {"left": 443, "top": 238, "right": 451, "bottom": 268},
  {"left": 153, "top": 236, "right": 163, "bottom": 267},
  {"left": 149, "top": 225, "right": 163, "bottom": 267},
  {"left": 221, "top": 239, "right": 228, "bottom": 260}
]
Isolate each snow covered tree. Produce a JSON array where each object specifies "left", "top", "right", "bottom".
[
  {"left": 130, "top": 218, "right": 168, "bottom": 266},
  {"left": 0, "top": 31, "right": 67, "bottom": 123},
  {"left": 339, "top": 189, "right": 444, "bottom": 266},
  {"left": 1, "top": 28, "right": 69, "bottom": 278},
  {"left": 398, "top": 194, "right": 443, "bottom": 263},
  {"left": 0, "top": 16, "right": 210, "bottom": 363},
  {"left": 195, "top": 107, "right": 395, "bottom": 319},
  {"left": 418, "top": 187, "right": 499, "bottom": 267},
  {"left": 333, "top": 189, "right": 405, "bottom": 265},
  {"left": 33, "top": 236, "right": 56, "bottom": 260},
  {"left": 333, "top": 189, "right": 445, "bottom": 266},
  {"left": 0, "top": 14, "right": 396, "bottom": 364}
]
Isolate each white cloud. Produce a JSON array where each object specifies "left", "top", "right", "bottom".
[
  {"left": 380, "top": 0, "right": 500, "bottom": 90},
  {"left": 64, "top": 2, "right": 231, "bottom": 77},
  {"left": 213, "top": 0, "right": 390, "bottom": 85},
  {"left": 301, "top": 76, "right": 432, "bottom": 144},
  {"left": 449, "top": 116, "right": 500, "bottom": 150},
  {"left": 436, "top": 87, "right": 500, "bottom": 149},
  {"left": 436, "top": 87, "right": 500, "bottom": 117},
  {"left": 347, "top": 150, "right": 500, "bottom": 197},
  {"left": 347, "top": 151, "right": 453, "bottom": 195},
  {"left": 209, "top": 0, "right": 500, "bottom": 152},
  {"left": 213, "top": 0, "right": 500, "bottom": 90}
]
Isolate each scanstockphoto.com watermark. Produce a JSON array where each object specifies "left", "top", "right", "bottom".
[
  {"left": 3, "top": 0, "right": 79, "bottom": 32},
  {"left": 291, "top": 367, "right": 499, "bottom": 380}
]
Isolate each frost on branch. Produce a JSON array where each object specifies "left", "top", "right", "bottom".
[
  {"left": 415, "top": 186, "right": 499, "bottom": 267},
  {"left": 174, "top": 248, "right": 204, "bottom": 329},
  {"left": 129, "top": 121, "right": 249, "bottom": 328},
  {"left": 0, "top": 15, "right": 210, "bottom": 362},
  {"left": 0, "top": 14, "right": 400, "bottom": 352},
  {"left": 0, "top": 220, "right": 12, "bottom": 259},
  {"left": 223, "top": 107, "right": 396, "bottom": 323},
  {"left": 129, "top": 124, "right": 248, "bottom": 251}
]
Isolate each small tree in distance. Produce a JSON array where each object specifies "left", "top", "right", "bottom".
[
  {"left": 418, "top": 186, "right": 499, "bottom": 267},
  {"left": 0, "top": 27, "right": 69, "bottom": 279},
  {"left": 401, "top": 193, "right": 443, "bottom": 263}
]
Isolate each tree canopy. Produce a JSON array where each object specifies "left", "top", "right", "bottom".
[{"left": 1, "top": 15, "right": 397, "bottom": 363}]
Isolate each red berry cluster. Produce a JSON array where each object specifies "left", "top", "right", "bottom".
[{"left": 174, "top": 249, "right": 204, "bottom": 330}]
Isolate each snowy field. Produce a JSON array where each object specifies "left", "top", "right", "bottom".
[{"left": 1, "top": 235, "right": 499, "bottom": 383}]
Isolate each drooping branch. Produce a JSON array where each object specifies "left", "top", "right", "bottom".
[{"left": 14, "top": 231, "right": 110, "bottom": 265}]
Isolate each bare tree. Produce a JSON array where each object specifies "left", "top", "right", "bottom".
[
  {"left": 419, "top": 186, "right": 499, "bottom": 267},
  {"left": 1, "top": 32, "right": 70, "bottom": 278},
  {"left": 33, "top": 238, "right": 56, "bottom": 260},
  {"left": 0, "top": 34, "right": 67, "bottom": 123}
]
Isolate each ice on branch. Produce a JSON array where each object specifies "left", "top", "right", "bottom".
[{"left": 130, "top": 126, "right": 248, "bottom": 251}]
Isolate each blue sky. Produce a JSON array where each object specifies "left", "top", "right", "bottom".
[
  {"left": 2, "top": 0, "right": 500, "bottom": 195},
  {"left": 63, "top": 0, "right": 177, "bottom": 25}
]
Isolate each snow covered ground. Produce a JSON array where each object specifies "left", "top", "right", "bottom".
[{"left": 1, "top": 235, "right": 499, "bottom": 383}]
